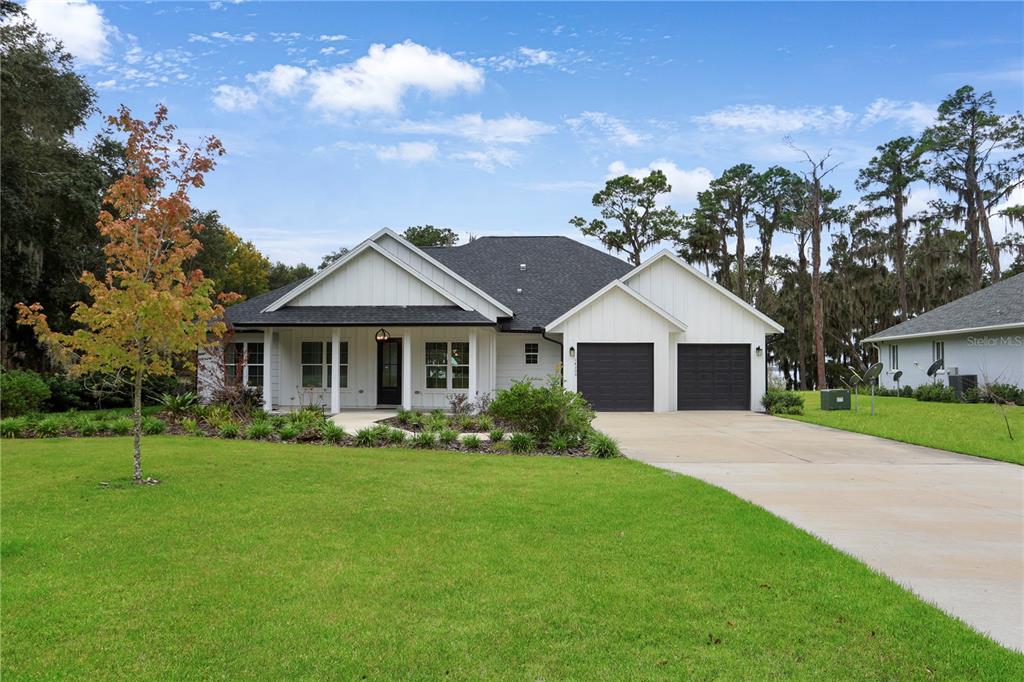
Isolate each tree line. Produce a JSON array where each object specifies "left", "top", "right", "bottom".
[{"left": 572, "top": 90, "right": 1023, "bottom": 389}]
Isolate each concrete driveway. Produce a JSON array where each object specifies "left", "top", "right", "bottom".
[{"left": 594, "top": 411, "right": 1024, "bottom": 651}]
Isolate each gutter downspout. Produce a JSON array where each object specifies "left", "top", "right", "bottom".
[{"left": 540, "top": 329, "right": 565, "bottom": 386}]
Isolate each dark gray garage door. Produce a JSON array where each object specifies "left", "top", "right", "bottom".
[
  {"left": 677, "top": 344, "right": 750, "bottom": 410},
  {"left": 577, "top": 343, "right": 654, "bottom": 411}
]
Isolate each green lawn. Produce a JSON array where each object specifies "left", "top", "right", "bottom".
[
  {"left": 3, "top": 438, "right": 1021, "bottom": 679},
  {"left": 782, "top": 391, "right": 1024, "bottom": 465}
]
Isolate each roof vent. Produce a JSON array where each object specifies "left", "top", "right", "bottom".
[
  {"left": 519, "top": 263, "right": 527, "bottom": 271},
  {"left": 516, "top": 287, "right": 523, "bottom": 294}
]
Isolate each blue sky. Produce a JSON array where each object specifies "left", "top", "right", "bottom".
[{"left": 23, "top": 1, "right": 1024, "bottom": 266}]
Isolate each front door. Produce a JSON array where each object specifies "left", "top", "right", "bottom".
[{"left": 376, "top": 338, "right": 402, "bottom": 405}]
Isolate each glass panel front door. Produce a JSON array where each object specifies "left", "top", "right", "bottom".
[{"left": 376, "top": 339, "right": 402, "bottom": 405}]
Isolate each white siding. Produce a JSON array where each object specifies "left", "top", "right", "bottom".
[
  {"left": 290, "top": 249, "right": 457, "bottom": 307},
  {"left": 877, "top": 330, "right": 1024, "bottom": 390},
  {"left": 551, "top": 286, "right": 679, "bottom": 412},
  {"left": 197, "top": 332, "right": 279, "bottom": 402},
  {"left": 374, "top": 233, "right": 506, "bottom": 321},
  {"left": 495, "top": 333, "right": 561, "bottom": 389}
]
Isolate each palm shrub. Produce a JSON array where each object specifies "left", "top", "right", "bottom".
[
  {"left": 158, "top": 391, "right": 197, "bottom": 419},
  {"left": 35, "top": 415, "right": 70, "bottom": 437},
  {"left": 488, "top": 428, "right": 506, "bottom": 443},
  {"left": 0, "top": 369, "right": 51, "bottom": 416},
  {"left": 476, "top": 414, "right": 494, "bottom": 431},
  {"left": 457, "top": 415, "right": 476, "bottom": 432},
  {"left": 586, "top": 430, "right": 622, "bottom": 458},
  {"left": 321, "top": 422, "right": 347, "bottom": 444},
  {"left": 1, "top": 417, "right": 28, "bottom": 438},
  {"left": 383, "top": 427, "right": 407, "bottom": 445},
  {"left": 425, "top": 411, "right": 448, "bottom": 432},
  {"left": 218, "top": 421, "right": 240, "bottom": 439},
  {"left": 277, "top": 423, "right": 300, "bottom": 441},
  {"left": 508, "top": 432, "right": 536, "bottom": 454},
  {"left": 142, "top": 416, "right": 167, "bottom": 435},
  {"left": 411, "top": 430, "right": 437, "bottom": 449},
  {"left": 437, "top": 428, "right": 458, "bottom": 446},
  {"left": 547, "top": 432, "right": 574, "bottom": 453},
  {"left": 354, "top": 426, "right": 380, "bottom": 447},
  {"left": 109, "top": 416, "right": 133, "bottom": 435},
  {"left": 244, "top": 420, "right": 273, "bottom": 440},
  {"left": 395, "top": 408, "right": 415, "bottom": 426},
  {"left": 489, "top": 376, "right": 595, "bottom": 442},
  {"left": 461, "top": 434, "right": 483, "bottom": 450},
  {"left": 180, "top": 417, "right": 202, "bottom": 436}
]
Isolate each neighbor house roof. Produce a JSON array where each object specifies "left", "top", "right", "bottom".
[
  {"left": 422, "top": 236, "right": 634, "bottom": 331},
  {"left": 863, "top": 273, "right": 1024, "bottom": 342}
]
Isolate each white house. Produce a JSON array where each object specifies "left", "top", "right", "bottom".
[
  {"left": 201, "top": 229, "right": 783, "bottom": 413},
  {"left": 863, "top": 273, "right": 1024, "bottom": 390}
]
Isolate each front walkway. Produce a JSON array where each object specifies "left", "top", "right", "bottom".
[
  {"left": 594, "top": 411, "right": 1024, "bottom": 651},
  {"left": 329, "top": 409, "right": 398, "bottom": 433}
]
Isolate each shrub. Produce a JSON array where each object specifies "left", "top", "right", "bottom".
[
  {"left": 547, "top": 432, "right": 573, "bottom": 453},
  {"left": 448, "top": 392, "right": 472, "bottom": 416},
  {"left": 981, "top": 382, "right": 1024, "bottom": 406},
  {"left": 489, "top": 376, "right": 595, "bottom": 442},
  {"left": 962, "top": 387, "right": 981, "bottom": 404},
  {"left": 219, "top": 421, "right": 240, "bottom": 439},
  {"left": 383, "top": 427, "right": 407, "bottom": 445},
  {"left": 410, "top": 431, "right": 437, "bottom": 449},
  {"left": 35, "top": 415, "right": 69, "bottom": 437},
  {"left": 210, "top": 383, "right": 264, "bottom": 419},
  {"left": 476, "top": 414, "right": 494, "bottom": 431},
  {"left": 142, "top": 416, "right": 167, "bottom": 435},
  {"left": 586, "top": 431, "right": 622, "bottom": 459},
  {"left": 321, "top": 422, "right": 347, "bottom": 444},
  {"left": 244, "top": 419, "right": 273, "bottom": 440},
  {"left": 277, "top": 423, "right": 300, "bottom": 441},
  {"left": 0, "top": 369, "right": 51, "bottom": 417},
  {"left": 761, "top": 390, "right": 804, "bottom": 415},
  {"left": 158, "top": 391, "right": 197, "bottom": 419},
  {"left": 286, "top": 406, "right": 328, "bottom": 439},
  {"left": 425, "top": 412, "right": 448, "bottom": 432},
  {"left": 203, "top": 404, "right": 234, "bottom": 430},
  {"left": 508, "top": 432, "right": 535, "bottom": 453},
  {"left": 488, "top": 428, "right": 506, "bottom": 443},
  {"left": 436, "top": 428, "right": 458, "bottom": 446},
  {"left": 43, "top": 373, "right": 90, "bottom": 412},
  {"left": 354, "top": 426, "right": 380, "bottom": 447},
  {"left": 914, "top": 383, "right": 957, "bottom": 403},
  {"left": 1, "top": 417, "right": 28, "bottom": 438},
  {"left": 461, "top": 434, "right": 482, "bottom": 450},
  {"left": 109, "top": 416, "right": 133, "bottom": 435},
  {"left": 181, "top": 417, "right": 202, "bottom": 436},
  {"left": 395, "top": 408, "right": 415, "bottom": 426}
]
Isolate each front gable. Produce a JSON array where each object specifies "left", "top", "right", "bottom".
[{"left": 546, "top": 280, "right": 686, "bottom": 337}]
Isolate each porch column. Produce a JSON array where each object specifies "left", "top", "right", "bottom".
[
  {"left": 401, "top": 332, "right": 412, "bottom": 410},
  {"left": 262, "top": 328, "right": 273, "bottom": 412},
  {"left": 330, "top": 328, "right": 341, "bottom": 414},
  {"left": 468, "top": 331, "right": 478, "bottom": 399}
]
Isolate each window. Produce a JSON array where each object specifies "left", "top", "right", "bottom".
[
  {"left": 225, "top": 341, "right": 264, "bottom": 387},
  {"left": 525, "top": 342, "right": 539, "bottom": 365},
  {"left": 300, "top": 340, "right": 347, "bottom": 389},
  {"left": 932, "top": 341, "right": 944, "bottom": 364},
  {"left": 888, "top": 344, "right": 899, "bottom": 371},
  {"left": 425, "top": 341, "right": 471, "bottom": 390}
]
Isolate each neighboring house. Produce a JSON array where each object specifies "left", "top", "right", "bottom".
[
  {"left": 864, "top": 273, "right": 1024, "bottom": 390},
  {"left": 201, "top": 229, "right": 783, "bottom": 413}
]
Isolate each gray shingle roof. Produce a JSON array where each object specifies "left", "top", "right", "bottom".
[
  {"left": 864, "top": 273, "right": 1024, "bottom": 341},
  {"left": 224, "top": 236, "right": 632, "bottom": 330},
  {"left": 423, "top": 237, "right": 633, "bottom": 330}
]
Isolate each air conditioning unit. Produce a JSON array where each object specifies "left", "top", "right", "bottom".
[
  {"left": 949, "top": 374, "right": 977, "bottom": 397},
  {"left": 946, "top": 366, "right": 959, "bottom": 376}
]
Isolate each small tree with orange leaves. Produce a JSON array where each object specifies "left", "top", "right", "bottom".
[{"left": 17, "top": 105, "right": 235, "bottom": 484}]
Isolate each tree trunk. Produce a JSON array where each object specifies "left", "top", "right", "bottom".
[
  {"left": 893, "top": 194, "right": 909, "bottom": 321},
  {"left": 735, "top": 212, "right": 746, "bottom": 301},
  {"left": 810, "top": 181, "right": 826, "bottom": 390},
  {"left": 976, "top": 186, "right": 1001, "bottom": 281},
  {"left": 719, "top": 232, "right": 732, "bottom": 290},
  {"left": 132, "top": 369, "right": 143, "bottom": 484},
  {"left": 758, "top": 229, "right": 771, "bottom": 307}
]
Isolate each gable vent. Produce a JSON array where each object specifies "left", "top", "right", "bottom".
[
  {"left": 516, "top": 287, "right": 523, "bottom": 294},
  {"left": 519, "top": 263, "right": 527, "bottom": 271}
]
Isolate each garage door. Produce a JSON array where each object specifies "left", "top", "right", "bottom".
[
  {"left": 677, "top": 344, "right": 750, "bottom": 410},
  {"left": 577, "top": 343, "right": 654, "bottom": 411}
]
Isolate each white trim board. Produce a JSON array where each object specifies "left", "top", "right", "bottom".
[
  {"left": 863, "top": 322, "right": 1024, "bottom": 343},
  {"left": 545, "top": 280, "right": 688, "bottom": 332},
  {"left": 622, "top": 249, "right": 784, "bottom": 333}
]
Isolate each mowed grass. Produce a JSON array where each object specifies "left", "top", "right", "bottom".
[
  {"left": 782, "top": 391, "right": 1024, "bottom": 465},
  {"left": 3, "top": 438, "right": 1022, "bottom": 679}
]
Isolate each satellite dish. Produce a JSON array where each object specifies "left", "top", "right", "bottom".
[
  {"left": 926, "top": 359, "right": 944, "bottom": 377},
  {"left": 893, "top": 370, "right": 903, "bottom": 382},
  {"left": 849, "top": 370, "right": 862, "bottom": 386},
  {"left": 862, "top": 362, "right": 883, "bottom": 383}
]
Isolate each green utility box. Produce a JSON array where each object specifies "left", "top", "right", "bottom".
[{"left": 820, "top": 389, "right": 851, "bottom": 411}]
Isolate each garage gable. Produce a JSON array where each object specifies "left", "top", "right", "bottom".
[
  {"left": 623, "top": 250, "right": 783, "bottom": 339},
  {"left": 545, "top": 280, "right": 686, "bottom": 336}
]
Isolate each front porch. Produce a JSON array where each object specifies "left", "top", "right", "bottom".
[{"left": 217, "top": 325, "right": 500, "bottom": 414}]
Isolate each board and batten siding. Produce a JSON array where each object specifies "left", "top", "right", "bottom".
[
  {"left": 374, "top": 233, "right": 506, "bottom": 321},
  {"left": 197, "top": 331, "right": 279, "bottom": 402},
  {"left": 290, "top": 248, "right": 456, "bottom": 307},
  {"left": 551, "top": 286, "right": 679, "bottom": 412},
  {"left": 495, "top": 333, "right": 561, "bottom": 389},
  {"left": 876, "top": 330, "right": 1024, "bottom": 390}
]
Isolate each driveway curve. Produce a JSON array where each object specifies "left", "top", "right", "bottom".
[{"left": 594, "top": 411, "right": 1024, "bottom": 651}]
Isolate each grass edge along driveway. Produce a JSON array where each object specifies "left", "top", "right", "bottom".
[
  {"left": 781, "top": 391, "right": 1024, "bottom": 465},
  {"left": 3, "top": 436, "right": 1023, "bottom": 679}
]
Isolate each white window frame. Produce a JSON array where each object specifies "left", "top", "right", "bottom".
[
  {"left": 889, "top": 344, "right": 899, "bottom": 371},
  {"left": 525, "top": 342, "right": 539, "bottom": 365},
  {"left": 226, "top": 341, "right": 264, "bottom": 388},
  {"left": 300, "top": 340, "right": 346, "bottom": 389},
  {"left": 424, "top": 341, "right": 471, "bottom": 391},
  {"left": 932, "top": 340, "right": 944, "bottom": 364}
]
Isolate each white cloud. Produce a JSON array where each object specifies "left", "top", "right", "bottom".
[
  {"left": 375, "top": 141, "right": 438, "bottom": 164},
  {"left": 246, "top": 64, "right": 307, "bottom": 97},
  {"left": 692, "top": 104, "right": 855, "bottom": 134},
  {"left": 320, "top": 46, "right": 348, "bottom": 57},
  {"left": 566, "top": 111, "right": 645, "bottom": 147},
  {"left": 861, "top": 98, "right": 936, "bottom": 132},
  {"left": 472, "top": 46, "right": 574, "bottom": 72},
  {"left": 517, "top": 47, "right": 555, "bottom": 66},
  {"left": 24, "top": 0, "right": 112, "bottom": 65},
  {"left": 189, "top": 31, "right": 257, "bottom": 43},
  {"left": 391, "top": 113, "right": 553, "bottom": 144},
  {"left": 319, "top": 34, "right": 348, "bottom": 42},
  {"left": 306, "top": 41, "right": 483, "bottom": 114},
  {"left": 451, "top": 148, "right": 519, "bottom": 172},
  {"left": 606, "top": 159, "right": 714, "bottom": 208},
  {"left": 212, "top": 84, "right": 260, "bottom": 112}
]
